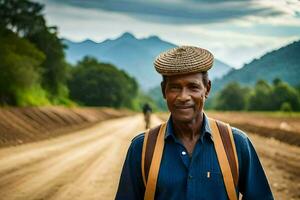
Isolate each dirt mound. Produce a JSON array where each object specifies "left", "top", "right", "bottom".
[
  {"left": 0, "top": 107, "right": 130, "bottom": 147},
  {"left": 208, "top": 112, "right": 300, "bottom": 147}
]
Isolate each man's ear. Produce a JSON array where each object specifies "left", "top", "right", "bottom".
[
  {"left": 205, "top": 80, "right": 211, "bottom": 98},
  {"left": 161, "top": 82, "right": 166, "bottom": 99}
]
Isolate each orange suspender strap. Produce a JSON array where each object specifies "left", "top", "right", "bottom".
[
  {"left": 208, "top": 118, "right": 239, "bottom": 200},
  {"left": 142, "top": 125, "right": 161, "bottom": 186},
  {"left": 142, "top": 123, "right": 167, "bottom": 200},
  {"left": 141, "top": 128, "right": 150, "bottom": 186}
]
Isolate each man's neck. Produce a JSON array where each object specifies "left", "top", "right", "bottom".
[{"left": 172, "top": 113, "right": 203, "bottom": 141}]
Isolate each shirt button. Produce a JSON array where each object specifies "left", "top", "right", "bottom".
[
  {"left": 188, "top": 175, "right": 193, "bottom": 179},
  {"left": 181, "top": 151, "right": 187, "bottom": 156}
]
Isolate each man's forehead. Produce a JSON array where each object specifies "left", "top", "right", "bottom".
[{"left": 165, "top": 73, "right": 204, "bottom": 84}]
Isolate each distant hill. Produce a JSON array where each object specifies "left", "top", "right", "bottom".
[
  {"left": 212, "top": 40, "right": 300, "bottom": 94},
  {"left": 63, "top": 32, "right": 233, "bottom": 90},
  {"left": 209, "top": 60, "right": 232, "bottom": 80}
]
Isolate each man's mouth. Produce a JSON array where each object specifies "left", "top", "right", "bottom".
[{"left": 175, "top": 105, "right": 194, "bottom": 109}]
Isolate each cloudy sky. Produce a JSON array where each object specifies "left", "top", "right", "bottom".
[{"left": 34, "top": 0, "right": 300, "bottom": 68}]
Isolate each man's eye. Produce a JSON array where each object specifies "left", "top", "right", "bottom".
[
  {"left": 169, "top": 85, "right": 180, "bottom": 90},
  {"left": 190, "top": 85, "right": 200, "bottom": 90}
]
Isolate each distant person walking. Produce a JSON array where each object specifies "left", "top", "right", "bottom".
[{"left": 142, "top": 103, "right": 152, "bottom": 129}]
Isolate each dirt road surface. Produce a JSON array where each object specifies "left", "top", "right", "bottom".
[{"left": 0, "top": 114, "right": 299, "bottom": 200}]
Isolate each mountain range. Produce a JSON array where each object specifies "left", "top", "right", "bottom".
[
  {"left": 212, "top": 40, "right": 300, "bottom": 94},
  {"left": 63, "top": 32, "right": 232, "bottom": 90},
  {"left": 63, "top": 33, "right": 300, "bottom": 93}
]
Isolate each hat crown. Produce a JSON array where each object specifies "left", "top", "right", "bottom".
[
  {"left": 154, "top": 46, "right": 214, "bottom": 76},
  {"left": 174, "top": 47, "right": 187, "bottom": 55}
]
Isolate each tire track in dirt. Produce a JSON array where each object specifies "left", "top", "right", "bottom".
[
  {"left": 0, "top": 116, "right": 134, "bottom": 176},
  {"left": 248, "top": 133, "right": 300, "bottom": 200},
  {"left": 0, "top": 115, "right": 147, "bottom": 200},
  {"left": 0, "top": 135, "right": 112, "bottom": 192}
]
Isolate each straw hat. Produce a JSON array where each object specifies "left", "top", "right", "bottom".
[{"left": 154, "top": 46, "right": 214, "bottom": 76}]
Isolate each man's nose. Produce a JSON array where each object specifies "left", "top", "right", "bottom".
[{"left": 177, "top": 88, "right": 191, "bottom": 101}]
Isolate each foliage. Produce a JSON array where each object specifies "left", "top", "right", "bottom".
[
  {"left": 130, "top": 90, "right": 158, "bottom": 112},
  {"left": 271, "top": 80, "right": 300, "bottom": 111},
  {"left": 27, "top": 28, "right": 69, "bottom": 98},
  {"left": 204, "top": 95, "right": 218, "bottom": 110},
  {"left": 215, "top": 82, "right": 250, "bottom": 111},
  {"left": 0, "top": 0, "right": 71, "bottom": 106},
  {"left": 68, "top": 57, "right": 138, "bottom": 108},
  {"left": 0, "top": 29, "right": 47, "bottom": 105},
  {"left": 0, "top": 0, "right": 46, "bottom": 37},
  {"left": 213, "top": 79, "right": 300, "bottom": 111},
  {"left": 147, "top": 85, "right": 168, "bottom": 111},
  {"left": 280, "top": 102, "right": 292, "bottom": 112},
  {"left": 15, "top": 85, "right": 50, "bottom": 106},
  {"left": 248, "top": 80, "right": 273, "bottom": 111}
]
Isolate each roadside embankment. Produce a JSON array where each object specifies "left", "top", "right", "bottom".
[
  {"left": 208, "top": 111, "right": 300, "bottom": 147},
  {"left": 0, "top": 107, "right": 131, "bottom": 147}
]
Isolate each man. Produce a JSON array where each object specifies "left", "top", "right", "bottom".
[{"left": 115, "top": 46, "right": 273, "bottom": 200}]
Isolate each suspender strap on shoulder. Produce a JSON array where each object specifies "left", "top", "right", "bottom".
[
  {"left": 216, "top": 121, "right": 239, "bottom": 186},
  {"left": 142, "top": 125, "right": 160, "bottom": 186},
  {"left": 142, "top": 123, "right": 167, "bottom": 200},
  {"left": 208, "top": 118, "right": 239, "bottom": 200}
]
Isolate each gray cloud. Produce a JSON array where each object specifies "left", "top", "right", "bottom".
[
  {"left": 36, "top": 0, "right": 300, "bottom": 67},
  {"left": 48, "top": 0, "right": 287, "bottom": 24}
]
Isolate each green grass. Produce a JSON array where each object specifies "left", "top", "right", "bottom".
[{"left": 15, "top": 85, "right": 51, "bottom": 106}]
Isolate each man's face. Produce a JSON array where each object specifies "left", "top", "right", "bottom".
[{"left": 163, "top": 73, "right": 210, "bottom": 123}]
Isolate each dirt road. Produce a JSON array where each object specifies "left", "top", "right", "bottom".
[{"left": 0, "top": 114, "right": 299, "bottom": 200}]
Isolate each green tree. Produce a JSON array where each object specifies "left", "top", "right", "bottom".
[
  {"left": 28, "top": 29, "right": 69, "bottom": 98},
  {"left": 0, "top": 0, "right": 46, "bottom": 37},
  {"left": 215, "top": 82, "right": 250, "bottom": 111},
  {"left": 147, "top": 86, "right": 168, "bottom": 111},
  {"left": 272, "top": 77, "right": 282, "bottom": 86},
  {"left": 271, "top": 79, "right": 300, "bottom": 111},
  {"left": 248, "top": 80, "right": 273, "bottom": 110},
  {"left": 0, "top": 29, "right": 48, "bottom": 105},
  {"left": 280, "top": 102, "right": 292, "bottom": 112},
  {"left": 68, "top": 57, "right": 138, "bottom": 108},
  {"left": 0, "top": 0, "right": 70, "bottom": 100},
  {"left": 131, "top": 90, "right": 158, "bottom": 112}
]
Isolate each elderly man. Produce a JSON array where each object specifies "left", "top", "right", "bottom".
[{"left": 115, "top": 46, "right": 273, "bottom": 200}]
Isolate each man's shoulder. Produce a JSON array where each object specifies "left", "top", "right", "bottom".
[
  {"left": 213, "top": 118, "right": 249, "bottom": 145},
  {"left": 230, "top": 126, "right": 253, "bottom": 155},
  {"left": 231, "top": 126, "right": 249, "bottom": 142},
  {"left": 129, "top": 132, "right": 145, "bottom": 152},
  {"left": 131, "top": 132, "right": 145, "bottom": 143},
  {"left": 125, "top": 132, "right": 145, "bottom": 159}
]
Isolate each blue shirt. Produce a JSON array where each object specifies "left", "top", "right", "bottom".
[{"left": 115, "top": 114, "right": 274, "bottom": 200}]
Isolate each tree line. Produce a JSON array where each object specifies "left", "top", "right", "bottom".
[
  {"left": 0, "top": 0, "right": 140, "bottom": 109},
  {"left": 69, "top": 57, "right": 138, "bottom": 108},
  {"left": 210, "top": 79, "right": 300, "bottom": 112}
]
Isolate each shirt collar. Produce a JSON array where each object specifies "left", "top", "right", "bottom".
[{"left": 164, "top": 113, "right": 213, "bottom": 142}]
